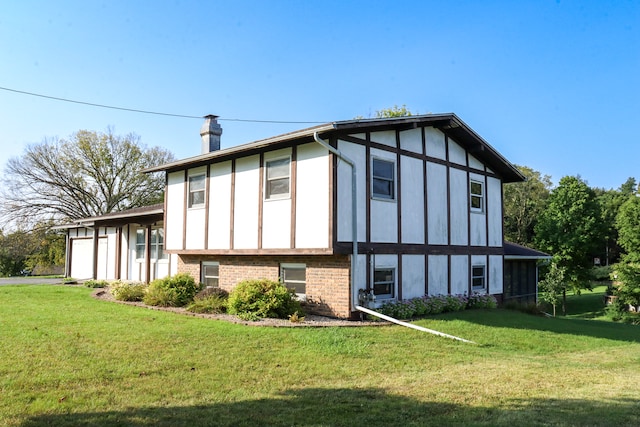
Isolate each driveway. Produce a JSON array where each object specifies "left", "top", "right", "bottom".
[{"left": 0, "top": 277, "right": 65, "bottom": 285}]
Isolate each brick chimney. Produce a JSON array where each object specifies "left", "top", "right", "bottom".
[{"left": 200, "top": 115, "right": 222, "bottom": 153}]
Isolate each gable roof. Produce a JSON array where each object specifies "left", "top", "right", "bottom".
[
  {"left": 53, "top": 203, "right": 164, "bottom": 229},
  {"left": 144, "top": 113, "right": 525, "bottom": 183}
]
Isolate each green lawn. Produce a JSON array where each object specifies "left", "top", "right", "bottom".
[{"left": 1, "top": 285, "right": 639, "bottom": 426}]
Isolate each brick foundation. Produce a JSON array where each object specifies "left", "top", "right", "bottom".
[{"left": 177, "top": 254, "right": 352, "bottom": 318}]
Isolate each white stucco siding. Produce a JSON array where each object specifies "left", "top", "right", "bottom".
[
  {"left": 70, "top": 238, "right": 93, "bottom": 280},
  {"left": 468, "top": 154, "right": 484, "bottom": 171},
  {"left": 370, "top": 147, "right": 398, "bottom": 243},
  {"left": 425, "top": 127, "right": 446, "bottom": 160},
  {"left": 399, "top": 128, "right": 422, "bottom": 154},
  {"left": 369, "top": 130, "right": 396, "bottom": 147},
  {"left": 166, "top": 171, "right": 185, "bottom": 250},
  {"left": 233, "top": 155, "right": 260, "bottom": 249},
  {"left": 448, "top": 139, "right": 466, "bottom": 166},
  {"left": 450, "top": 255, "right": 469, "bottom": 295},
  {"left": 295, "top": 143, "right": 329, "bottom": 248},
  {"left": 449, "top": 168, "right": 469, "bottom": 246},
  {"left": 489, "top": 255, "right": 503, "bottom": 294},
  {"left": 185, "top": 166, "right": 207, "bottom": 250},
  {"left": 426, "top": 162, "right": 448, "bottom": 245},
  {"left": 402, "top": 255, "right": 425, "bottom": 299},
  {"left": 262, "top": 148, "right": 292, "bottom": 249},
  {"left": 401, "top": 155, "right": 425, "bottom": 244},
  {"left": 208, "top": 161, "right": 232, "bottom": 249},
  {"left": 469, "top": 172, "right": 487, "bottom": 246},
  {"left": 352, "top": 254, "right": 368, "bottom": 306},
  {"left": 337, "top": 140, "right": 366, "bottom": 243},
  {"left": 487, "top": 176, "right": 503, "bottom": 247},
  {"left": 427, "top": 255, "right": 448, "bottom": 295}
]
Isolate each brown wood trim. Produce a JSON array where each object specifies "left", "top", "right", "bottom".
[
  {"left": 329, "top": 138, "right": 337, "bottom": 251},
  {"left": 467, "top": 171, "right": 472, "bottom": 248},
  {"left": 204, "top": 164, "right": 210, "bottom": 250},
  {"left": 145, "top": 224, "right": 152, "bottom": 283},
  {"left": 485, "top": 176, "right": 490, "bottom": 246},
  {"left": 447, "top": 254, "right": 452, "bottom": 294},
  {"left": 424, "top": 252, "right": 429, "bottom": 295},
  {"left": 258, "top": 154, "right": 264, "bottom": 249},
  {"left": 65, "top": 235, "right": 71, "bottom": 277},
  {"left": 487, "top": 255, "right": 491, "bottom": 294},
  {"left": 445, "top": 136, "right": 451, "bottom": 247},
  {"left": 397, "top": 253, "right": 403, "bottom": 300},
  {"left": 396, "top": 129, "right": 402, "bottom": 244},
  {"left": 334, "top": 241, "right": 504, "bottom": 256},
  {"left": 365, "top": 137, "right": 371, "bottom": 243},
  {"left": 500, "top": 176, "right": 505, "bottom": 248},
  {"left": 163, "top": 173, "right": 168, "bottom": 254},
  {"left": 468, "top": 255, "right": 472, "bottom": 295},
  {"left": 366, "top": 253, "right": 371, "bottom": 292},
  {"left": 92, "top": 227, "right": 99, "bottom": 280},
  {"left": 115, "top": 226, "right": 122, "bottom": 280},
  {"left": 229, "top": 159, "right": 236, "bottom": 250},
  {"left": 290, "top": 146, "right": 297, "bottom": 249},
  {"left": 168, "top": 248, "right": 336, "bottom": 256},
  {"left": 182, "top": 170, "right": 187, "bottom": 250}
]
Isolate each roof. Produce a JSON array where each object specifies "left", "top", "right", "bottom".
[
  {"left": 53, "top": 203, "right": 164, "bottom": 229},
  {"left": 504, "top": 241, "right": 551, "bottom": 260},
  {"left": 143, "top": 113, "right": 525, "bottom": 183}
]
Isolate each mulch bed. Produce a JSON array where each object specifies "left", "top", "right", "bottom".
[{"left": 92, "top": 288, "right": 388, "bottom": 328}]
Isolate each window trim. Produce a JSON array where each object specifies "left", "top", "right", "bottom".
[
  {"left": 188, "top": 173, "right": 206, "bottom": 209},
  {"left": 280, "top": 262, "right": 306, "bottom": 299},
  {"left": 264, "top": 156, "right": 291, "bottom": 201},
  {"left": 135, "top": 227, "right": 168, "bottom": 262},
  {"left": 373, "top": 267, "right": 396, "bottom": 300},
  {"left": 470, "top": 179, "right": 484, "bottom": 213},
  {"left": 472, "top": 265, "right": 486, "bottom": 291},
  {"left": 135, "top": 228, "right": 145, "bottom": 261},
  {"left": 201, "top": 261, "right": 220, "bottom": 288},
  {"left": 371, "top": 157, "right": 396, "bottom": 201}
]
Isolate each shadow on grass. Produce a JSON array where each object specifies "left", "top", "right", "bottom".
[
  {"left": 19, "top": 388, "right": 639, "bottom": 427},
  {"left": 439, "top": 309, "right": 640, "bottom": 344}
]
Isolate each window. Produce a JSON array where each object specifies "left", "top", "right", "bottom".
[
  {"left": 373, "top": 268, "right": 395, "bottom": 299},
  {"left": 281, "top": 263, "right": 306, "bottom": 297},
  {"left": 470, "top": 180, "right": 484, "bottom": 212},
  {"left": 265, "top": 157, "right": 290, "bottom": 200},
  {"left": 202, "top": 262, "right": 220, "bottom": 287},
  {"left": 372, "top": 158, "right": 395, "bottom": 199},
  {"left": 472, "top": 265, "right": 486, "bottom": 290},
  {"left": 188, "top": 174, "right": 206, "bottom": 208},
  {"left": 135, "top": 229, "right": 145, "bottom": 260}
]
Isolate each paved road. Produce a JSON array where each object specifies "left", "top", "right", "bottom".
[{"left": 0, "top": 277, "right": 65, "bottom": 285}]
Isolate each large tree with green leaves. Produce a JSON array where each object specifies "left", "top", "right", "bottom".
[
  {"left": 534, "top": 176, "right": 603, "bottom": 295},
  {"left": 0, "top": 129, "right": 174, "bottom": 226},
  {"left": 503, "top": 165, "right": 552, "bottom": 247},
  {"left": 615, "top": 194, "right": 640, "bottom": 263}
]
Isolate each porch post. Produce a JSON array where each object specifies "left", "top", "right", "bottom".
[{"left": 145, "top": 224, "right": 152, "bottom": 284}]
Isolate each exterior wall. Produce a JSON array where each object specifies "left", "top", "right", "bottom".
[
  {"left": 166, "top": 171, "right": 185, "bottom": 251},
  {"left": 177, "top": 254, "right": 352, "bottom": 318}
]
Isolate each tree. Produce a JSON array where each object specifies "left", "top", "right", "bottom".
[
  {"left": 0, "top": 225, "right": 65, "bottom": 276},
  {"left": 0, "top": 129, "right": 174, "bottom": 226},
  {"left": 503, "top": 165, "right": 552, "bottom": 247},
  {"left": 534, "top": 176, "right": 603, "bottom": 305},
  {"left": 538, "top": 261, "right": 566, "bottom": 316},
  {"left": 595, "top": 177, "right": 637, "bottom": 265},
  {"left": 375, "top": 104, "right": 413, "bottom": 118},
  {"left": 615, "top": 194, "right": 640, "bottom": 263}
]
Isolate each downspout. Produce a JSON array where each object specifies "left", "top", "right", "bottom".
[{"left": 313, "top": 132, "right": 358, "bottom": 312}]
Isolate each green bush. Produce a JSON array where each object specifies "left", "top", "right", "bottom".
[
  {"left": 591, "top": 265, "right": 614, "bottom": 282},
  {"left": 84, "top": 279, "right": 109, "bottom": 288},
  {"left": 186, "top": 287, "right": 229, "bottom": 314},
  {"left": 143, "top": 273, "right": 201, "bottom": 307},
  {"left": 227, "top": 279, "right": 302, "bottom": 319},
  {"left": 110, "top": 280, "right": 146, "bottom": 302}
]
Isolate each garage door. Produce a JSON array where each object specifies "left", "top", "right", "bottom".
[{"left": 70, "top": 238, "right": 93, "bottom": 280}]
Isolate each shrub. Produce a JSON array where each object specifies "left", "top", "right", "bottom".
[
  {"left": 227, "top": 279, "right": 302, "bottom": 319},
  {"left": 377, "top": 293, "right": 497, "bottom": 320},
  {"left": 194, "top": 286, "right": 229, "bottom": 300},
  {"left": 143, "top": 273, "right": 200, "bottom": 307},
  {"left": 62, "top": 277, "right": 77, "bottom": 284},
  {"left": 84, "top": 279, "right": 108, "bottom": 288},
  {"left": 591, "top": 265, "right": 613, "bottom": 282},
  {"left": 467, "top": 293, "right": 498, "bottom": 309},
  {"left": 186, "top": 287, "right": 229, "bottom": 314},
  {"left": 444, "top": 294, "right": 468, "bottom": 312},
  {"left": 110, "top": 280, "right": 146, "bottom": 302}
]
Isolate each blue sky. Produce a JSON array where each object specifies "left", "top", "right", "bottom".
[{"left": 1, "top": 0, "right": 638, "bottom": 190}]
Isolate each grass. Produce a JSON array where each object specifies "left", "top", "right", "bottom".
[{"left": 1, "top": 285, "right": 639, "bottom": 426}]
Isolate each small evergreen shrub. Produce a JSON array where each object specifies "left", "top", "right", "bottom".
[
  {"left": 143, "top": 273, "right": 200, "bottom": 307},
  {"left": 227, "top": 279, "right": 302, "bottom": 319},
  {"left": 194, "top": 286, "right": 229, "bottom": 300},
  {"left": 84, "top": 279, "right": 108, "bottom": 288},
  {"left": 110, "top": 280, "right": 146, "bottom": 302}
]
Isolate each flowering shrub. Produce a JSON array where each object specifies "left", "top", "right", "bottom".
[
  {"left": 110, "top": 280, "right": 146, "bottom": 302},
  {"left": 377, "top": 293, "right": 497, "bottom": 319}
]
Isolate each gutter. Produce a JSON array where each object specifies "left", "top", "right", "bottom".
[{"left": 313, "top": 132, "right": 358, "bottom": 312}]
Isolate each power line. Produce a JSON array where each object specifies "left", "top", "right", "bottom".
[{"left": 0, "top": 86, "right": 326, "bottom": 124}]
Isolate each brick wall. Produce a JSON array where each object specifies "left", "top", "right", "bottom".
[{"left": 177, "top": 254, "right": 352, "bottom": 318}]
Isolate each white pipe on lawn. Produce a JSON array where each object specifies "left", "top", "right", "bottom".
[{"left": 355, "top": 305, "right": 476, "bottom": 344}]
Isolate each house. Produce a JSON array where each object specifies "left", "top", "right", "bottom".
[{"left": 61, "top": 113, "right": 549, "bottom": 318}]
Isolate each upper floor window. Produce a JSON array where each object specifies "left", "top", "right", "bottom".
[
  {"left": 373, "top": 268, "right": 395, "bottom": 300},
  {"left": 472, "top": 265, "right": 486, "bottom": 290},
  {"left": 202, "top": 261, "right": 220, "bottom": 287},
  {"left": 372, "top": 158, "right": 395, "bottom": 200},
  {"left": 470, "top": 180, "right": 484, "bottom": 213},
  {"left": 188, "top": 174, "right": 206, "bottom": 208},
  {"left": 281, "top": 263, "right": 306, "bottom": 298},
  {"left": 265, "top": 157, "right": 290, "bottom": 200}
]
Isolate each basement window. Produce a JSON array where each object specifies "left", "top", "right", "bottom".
[
  {"left": 472, "top": 265, "right": 486, "bottom": 291},
  {"left": 373, "top": 268, "right": 395, "bottom": 300},
  {"left": 281, "top": 263, "right": 306, "bottom": 298},
  {"left": 202, "top": 261, "right": 220, "bottom": 287}
]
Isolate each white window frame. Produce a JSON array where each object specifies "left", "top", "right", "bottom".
[
  {"left": 280, "top": 263, "right": 306, "bottom": 299},
  {"left": 373, "top": 267, "right": 396, "bottom": 300},
  {"left": 188, "top": 173, "right": 206, "bottom": 208},
  {"left": 470, "top": 179, "right": 484, "bottom": 213},
  {"left": 472, "top": 265, "right": 486, "bottom": 291},
  {"left": 201, "top": 261, "right": 220, "bottom": 288},
  {"left": 135, "top": 228, "right": 168, "bottom": 262},
  {"left": 371, "top": 157, "right": 396, "bottom": 200},
  {"left": 135, "top": 228, "right": 145, "bottom": 260},
  {"left": 265, "top": 157, "right": 291, "bottom": 200}
]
